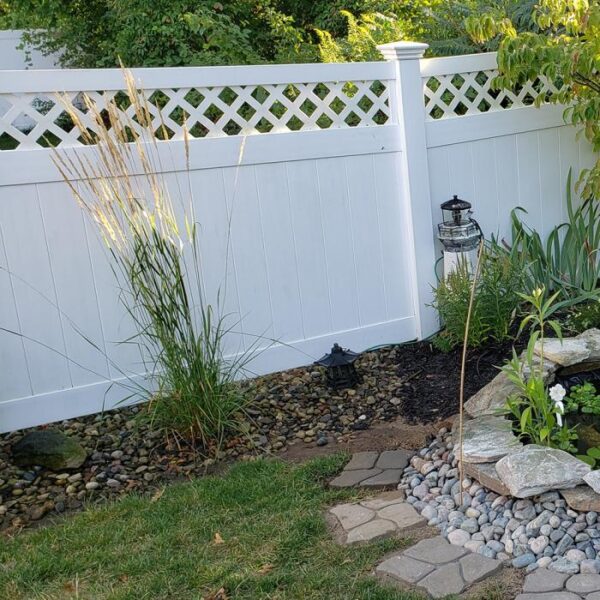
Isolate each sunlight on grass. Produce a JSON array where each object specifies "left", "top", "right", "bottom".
[{"left": 0, "top": 455, "right": 427, "bottom": 600}]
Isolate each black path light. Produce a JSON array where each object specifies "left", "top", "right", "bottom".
[{"left": 315, "top": 343, "right": 360, "bottom": 389}]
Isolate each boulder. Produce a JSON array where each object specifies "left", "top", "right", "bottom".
[
  {"left": 464, "top": 371, "right": 517, "bottom": 418},
  {"left": 561, "top": 486, "right": 600, "bottom": 512},
  {"left": 12, "top": 430, "right": 87, "bottom": 470},
  {"left": 495, "top": 446, "right": 591, "bottom": 498},
  {"left": 464, "top": 461, "right": 510, "bottom": 496},
  {"left": 534, "top": 338, "right": 590, "bottom": 367},
  {"left": 584, "top": 471, "right": 600, "bottom": 494},
  {"left": 577, "top": 329, "right": 600, "bottom": 360},
  {"left": 456, "top": 415, "right": 522, "bottom": 463}
]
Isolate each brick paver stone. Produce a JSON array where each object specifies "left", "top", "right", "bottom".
[
  {"left": 345, "top": 519, "right": 396, "bottom": 544},
  {"left": 329, "top": 468, "right": 382, "bottom": 488},
  {"left": 360, "top": 491, "right": 404, "bottom": 510},
  {"left": 344, "top": 452, "right": 379, "bottom": 470},
  {"left": 418, "top": 562, "right": 465, "bottom": 599},
  {"left": 566, "top": 574, "right": 600, "bottom": 594},
  {"left": 376, "top": 555, "right": 434, "bottom": 584},
  {"left": 404, "top": 536, "right": 468, "bottom": 565},
  {"left": 522, "top": 568, "right": 570, "bottom": 593},
  {"left": 458, "top": 552, "right": 502, "bottom": 584},
  {"left": 329, "top": 503, "right": 374, "bottom": 530},
  {"left": 515, "top": 593, "right": 581, "bottom": 600},
  {"left": 376, "top": 503, "right": 426, "bottom": 531},
  {"left": 361, "top": 469, "right": 403, "bottom": 488},
  {"left": 375, "top": 450, "right": 411, "bottom": 470}
]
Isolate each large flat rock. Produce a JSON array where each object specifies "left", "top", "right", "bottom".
[
  {"left": 464, "top": 371, "right": 516, "bottom": 418},
  {"left": 585, "top": 471, "right": 600, "bottom": 494},
  {"left": 534, "top": 337, "right": 590, "bottom": 366},
  {"left": 496, "top": 446, "right": 591, "bottom": 498},
  {"left": 456, "top": 415, "right": 522, "bottom": 463},
  {"left": 561, "top": 485, "right": 600, "bottom": 511},
  {"left": 464, "top": 461, "right": 510, "bottom": 496}
]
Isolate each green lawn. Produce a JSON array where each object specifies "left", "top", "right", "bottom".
[{"left": 0, "top": 456, "right": 508, "bottom": 600}]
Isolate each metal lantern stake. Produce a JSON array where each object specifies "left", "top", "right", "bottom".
[
  {"left": 315, "top": 343, "right": 360, "bottom": 389},
  {"left": 437, "top": 195, "right": 482, "bottom": 278}
]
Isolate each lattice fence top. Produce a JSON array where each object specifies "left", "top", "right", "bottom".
[
  {"left": 0, "top": 79, "right": 391, "bottom": 151},
  {"left": 424, "top": 68, "right": 560, "bottom": 120}
]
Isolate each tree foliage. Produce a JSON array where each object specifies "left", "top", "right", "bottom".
[
  {"left": 3, "top": 0, "right": 541, "bottom": 67},
  {"left": 468, "top": 0, "right": 600, "bottom": 198}
]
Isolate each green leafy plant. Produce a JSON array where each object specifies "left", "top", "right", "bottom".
[
  {"left": 565, "top": 382, "right": 600, "bottom": 416},
  {"left": 565, "top": 300, "right": 600, "bottom": 334},
  {"left": 467, "top": 0, "right": 600, "bottom": 197},
  {"left": 507, "top": 171, "right": 600, "bottom": 300},
  {"left": 502, "top": 288, "right": 577, "bottom": 450},
  {"left": 53, "top": 73, "right": 255, "bottom": 452},
  {"left": 577, "top": 447, "right": 600, "bottom": 468},
  {"left": 432, "top": 242, "right": 523, "bottom": 351}
]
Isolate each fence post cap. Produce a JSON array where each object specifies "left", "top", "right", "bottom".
[{"left": 376, "top": 41, "right": 429, "bottom": 61}]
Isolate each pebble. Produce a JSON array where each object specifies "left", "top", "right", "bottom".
[{"left": 398, "top": 428, "right": 600, "bottom": 575}]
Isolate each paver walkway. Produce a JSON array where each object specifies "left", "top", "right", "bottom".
[
  {"left": 517, "top": 569, "right": 600, "bottom": 599},
  {"left": 329, "top": 450, "right": 412, "bottom": 489},
  {"left": 328, "top": 490, "right": 426, "bottom": 544},
  {"left": 377, "top": 536, "right": 502, "bottom": 598}
]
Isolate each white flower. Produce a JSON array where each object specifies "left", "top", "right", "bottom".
[
  {"left": 550, "top": 384, "right": 566, "bottom": 403},
  {"left": 550, "top": 384, "right": 566, "bottom": 427}
]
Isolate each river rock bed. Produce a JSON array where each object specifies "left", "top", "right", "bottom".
[{"left": 400, "top": 428, "right": 600, "bottom": 575}]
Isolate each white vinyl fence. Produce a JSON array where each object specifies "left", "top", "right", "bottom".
[{"left": 0, "top": 42, "right": 595, "bottom": 432}]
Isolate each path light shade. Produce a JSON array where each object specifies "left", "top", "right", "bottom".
[
  {"left": 315, "top": 343, "right": 360, "bottom": 389},
  {"left": 437, "top": 195, "right": 482, "bottom": 277}
]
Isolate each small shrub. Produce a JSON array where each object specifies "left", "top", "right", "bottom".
[{"left": 432, "top": 243, "right": 523, "bottom": 351}]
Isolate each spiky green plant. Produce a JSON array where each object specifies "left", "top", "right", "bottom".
[{"left": 53, "top": 73, "right": 254, "bottom": 452}]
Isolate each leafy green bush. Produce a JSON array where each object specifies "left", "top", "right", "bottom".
[
  {"left": 432, "top": 242, "right": 523, "bottom": 351},
  {"left": 565, "top": 382, "right": 600, "bottom": 416}
]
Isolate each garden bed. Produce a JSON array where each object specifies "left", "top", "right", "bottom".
[{"left": 0, "top": 340, "right": 514, "bottom": 534}]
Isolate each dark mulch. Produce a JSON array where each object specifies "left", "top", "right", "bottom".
[{"left": 395, "top": 338, "right": 521, "bottom": 423}]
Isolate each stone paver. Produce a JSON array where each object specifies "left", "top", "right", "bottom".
[
  {"left": 565, "top": 574, "right": 600, "bottom": 594},
  {"left": 329, "top": 503, "right": 374, "bottom": 530},
  {"left": 360, "top": 490, "right": 404, "bottom": 510},
  {"left": 329, "top": 493, "right": 425, "bottom": 545},
  {"left": 418, "top": 562, "right": 464, "bottom": 599},
  {"left": 522, "top": 568, "right": 569, "bottom": 593},
  {"left": 346, "top": 519, "right": 396, "bottom": 544},
  {"left": 377, "top": 554, "right": 434, "bottom": 583},
  {"left": 459, "top": 552, "right": 502, "bottom": 584},
  {"left": 375, "top": 535, "right": 501, "bottom": 599},
  {"left": 377, "top": 502, "right": 426, "bottom": 530},
  {"left": 519, "top": 570, "right": 600, "bottom": 599},
  {"left": 362, "top": 469, "right": 404, "bottom": 488},
  {"left": 403, "top": 536, "right": 468, "bottom": 564},
  {"left": 329, "top": 468, "right": 382, "bottom": 488},
  {"left": 375, "top": 450, "right": 411, "bottom": 470},
  {"left": 345, "top": 451, "right": 379, "bottom": 471},
  {"left": 330, "top": 450, "right": 413, "bottom": 489}
]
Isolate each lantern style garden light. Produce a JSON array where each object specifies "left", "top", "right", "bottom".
[
  {"left": 437, "top": 195, "right": 482, "bottom": 277},
  {"left": 315, "top": 343, "right": 360, "bottom": 389}
]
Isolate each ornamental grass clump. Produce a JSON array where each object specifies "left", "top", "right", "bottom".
[{"left": 53, "top": 73, "right": 252, "bottom": 452}]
